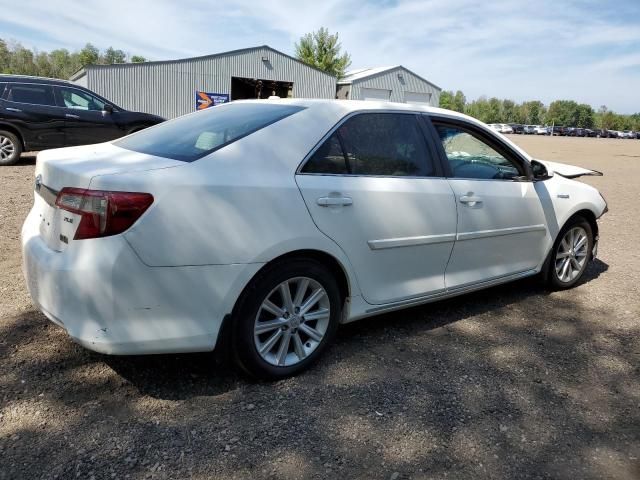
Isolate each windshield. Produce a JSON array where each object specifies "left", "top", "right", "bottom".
[{"left": 115, "top": 103, "right": 305, "bottom": 162}]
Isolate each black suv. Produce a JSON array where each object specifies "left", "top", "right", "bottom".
[{"left": 0, "top": 75, "right": 165, "bottom": 165}]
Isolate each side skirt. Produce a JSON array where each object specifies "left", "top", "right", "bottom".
[{"left": 343, "top": 268, "right": 539, "bottom": 323}]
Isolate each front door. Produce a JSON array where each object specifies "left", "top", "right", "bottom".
[
  {"left": 296, "top": 112, "right": 457, "bottom": 305},
  {"left": 54, "top": 86, "right": 123, "bottom": 146},
  {"left": 429, "top": 119, "right": 550, "bottom": 289}
]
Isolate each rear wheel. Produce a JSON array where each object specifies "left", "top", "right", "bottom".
[
  {"left": 232, "top": 258, "right": 341, "bottom": 379},
  {"left": 0, "top": 131, "right": 22, "bottom": 166},
  {"left": 546, "top": 216, "right": 593, "bottom": 290}
]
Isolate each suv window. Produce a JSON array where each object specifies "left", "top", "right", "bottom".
[
  {"left": 116, "top": 103, "right": 305, "bottom": 162},
  {"left": 434, "top": 123, "right": 524, "bottom": 180},
  {"left": 6, "top": 83, "right": 56, "bottom": 106},
  {"left": 56, "top": 86, "right": 105, "bottom": 111},
  {"left": 303, "top": 113, "right": 435, "bottom": 177}
]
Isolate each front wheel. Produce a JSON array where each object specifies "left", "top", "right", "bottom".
[
  {"left": 231, "top": 259, "right": 341, "bottom": 379},
  {"left": 546, "top": 217, "right": 593, "bottom": 290}
]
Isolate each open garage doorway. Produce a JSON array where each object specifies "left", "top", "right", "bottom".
[{"left": 231, "top": 77, "right": 293, "bottom": 100}]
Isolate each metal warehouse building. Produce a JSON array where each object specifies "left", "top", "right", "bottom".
[
  {"left": 70, "top": 45, "right": 337, "bottom": 119},
  {"left": 336, "top": 66, "right": 441, "bottom": 106}
]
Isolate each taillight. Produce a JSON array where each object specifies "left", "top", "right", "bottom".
[{"left": 55, "top": 188, "right": 154, "bottom": 240}]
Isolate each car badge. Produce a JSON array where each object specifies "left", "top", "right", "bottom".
[{"left": 35, "top": 174, "right": 42, "bottom": 192}]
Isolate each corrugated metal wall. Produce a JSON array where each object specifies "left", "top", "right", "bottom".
[
  {"left": 349, "top": 67, "right": 441, "bottom": 106},
  {"left": 83, "top": 46, "right": 336, "bottom": 119}
]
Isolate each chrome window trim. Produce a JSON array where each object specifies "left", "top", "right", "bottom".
[
  {"left": 295, "top": 109, "right": 443, "bottom": 179},
  {"left": 3, "top": 81, "right": 117, "bottom": 111},
  {"left": 4, "top": 82, "right": 57, "bottom": 108},
  {"left": 428, "top": 114, "right": 533, "bottom": 182}
]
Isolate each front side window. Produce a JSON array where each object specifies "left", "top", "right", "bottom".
[
  {"left": 302, "top": 113, "right": 435, "bottom": 177},
  {"left": 6, "top": 83, "right": 56, "bottom": 106},
  {"left": 434, "top": 124, "right": 524, "bottom": 180},
  {"left": 116, "top": 103, "right": 305, "bottom": 162},
  {"left": 57, "top": 87, "right": 105, "bottom": 111}
]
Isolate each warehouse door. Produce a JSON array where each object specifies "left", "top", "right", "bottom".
[
  {"left": 361, "top": 88, "right": 391, "bottom": 101},
  {"left": 231, "top": 77, "right": 293, "bottom": 100},
  {"left": 404, "top": 91, "right": 432, "bottom": 105}
]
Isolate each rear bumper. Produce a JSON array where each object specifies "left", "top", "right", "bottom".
[{"left": 21, "top": 208, "right": 262, "bottom": 355}]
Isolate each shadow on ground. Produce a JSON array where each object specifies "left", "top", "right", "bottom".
[{"left": 2, "top": 258, "right": 638, "bottom": 479}]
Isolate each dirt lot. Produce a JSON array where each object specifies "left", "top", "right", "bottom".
[{"left": 1, "top": 137, "right": 639, "bottom": 480}]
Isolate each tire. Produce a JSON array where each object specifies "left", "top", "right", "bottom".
[
  {"left": 0, "top": 130, "right": 23, "bottom": 166},
  {"left": 545, "top": 216, "right": 593, "bottom": 290},
  {"left": 231, "top": 258, "right": 341, "bottom": 379}
]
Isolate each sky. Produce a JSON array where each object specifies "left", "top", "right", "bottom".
[{"left": 1, "top": 0, "right": 639, "bottom": 113}]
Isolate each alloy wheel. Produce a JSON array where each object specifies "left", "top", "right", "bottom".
[
  {"left": 254, "top": 276, "right": 330, "bottom": 367},
  {"left": 0, "top": 135, "right": 15, "bottom": 161},
  {"left": 555, "top": 226, "right": 589, "bottom": 283}
]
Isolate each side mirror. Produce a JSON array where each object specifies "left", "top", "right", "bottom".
[
  {"left": 103, "top": 104, "right": 114, "bottom": 114},
  {"left": 531, "top": 160, "right": 553, "bottom": 180}
]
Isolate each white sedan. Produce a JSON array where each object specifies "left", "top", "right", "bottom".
[{"left": 22, "top": 100, "right": 607, "bottom": 378}]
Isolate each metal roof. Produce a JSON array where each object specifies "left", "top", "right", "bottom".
[
  {"left": 337, "top": 65, "right": 442, "bottom": 91},
  {"left": 70, "top": 45, "right": 337, "bottom": 81},
  {"left": 339, "top": 66, "right": 400, "bottom": 83}
]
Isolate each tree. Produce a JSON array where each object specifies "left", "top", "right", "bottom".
[
  {"left": 452, "top": 90, "right": 466, "bottom": 113},
  {"left": 78, "top": 43, "right": 100, "bottom": 67},
  {"left": 130, "top": 55, "right": 146, "bottom": 63},
  {"left": 439, "top": 90, "right": 454, "bottom": 110},
  {"left": 102, "top": 47, "right": 126, "bottom": 64},
  {"left": 295, "top": 27, "right": 351, "bottom": 78},
  {"left": 0, "top": 38, "right": 147, "bottom": 78}
]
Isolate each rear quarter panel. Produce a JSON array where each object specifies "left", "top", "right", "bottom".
[{"left": 88, "top": 106, "right": 362, "bottom": 297}]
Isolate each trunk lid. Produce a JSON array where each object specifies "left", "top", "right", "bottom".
[{"left": 33, "top": 142, "right": 183, "bottom": 251}]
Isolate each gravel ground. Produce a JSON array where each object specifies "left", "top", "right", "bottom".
[{"left": 1, "top": 137, "right": 639, "bottom": 480}]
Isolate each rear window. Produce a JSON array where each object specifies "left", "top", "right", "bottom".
[{"left": 115, "top": 103, "right": 305, "bottom": 162}]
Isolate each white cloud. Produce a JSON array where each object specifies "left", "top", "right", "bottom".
[{"left": 2, "top": 0, "right": 639, "bottom": 112}]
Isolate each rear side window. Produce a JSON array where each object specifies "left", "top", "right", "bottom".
[
  {"left": 6, "top": 83, "right": 56, "bottom": 106},
  {"left": 302, "top": 113, "right": 435, "bottom": 177},
  {"left": 115, "top": 103, "right": 305, "bottom": 162}
]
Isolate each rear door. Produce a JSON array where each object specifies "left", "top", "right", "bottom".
[
  {"left": 54, "top": 85, "right": 124, "bottom": 146},
  {"left": 427, "top": 116, "right": 550, "bottom": 289},
  {"left": 2, "top": 82, "right": 65, "bottom": 149},
  {"left": 296, "top": 112, "right": 457, "bottom": 305}
]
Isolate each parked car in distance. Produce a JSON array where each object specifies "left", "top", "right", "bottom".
[
  {"left": 534, "top": 125, "right": 549, "bottom": 135},
  {"left": 0, "top": 75, "right": 165, "bottom": 165},
  {"left": 487, "top": 123, "right": 502, "bottom": 132},
  {"left": 565, "top": 127, "right": 576, "bottom": 137},
  {"left": 621, "top": 130, "right": 635, "bottom": 139},
  {"left": 584, "top": 129, "right": 597, "bottom": 137},
  {"left": 550, "top": 126, "right": 566, "bottom": 136},
  {"left": 523, "top": 125, "right": 537, "bottom": 135},
  {"left": 509, "top": 123, "right": 524, "bottom": 134},
  {"left": 499, "top": 123, "right": 514, "bottom": 134},
  {"left": 22, "top": 99, "right": 608, "bottom": 379}
]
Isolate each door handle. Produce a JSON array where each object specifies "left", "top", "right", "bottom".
[
  {"left": 5, "top": 107, "right": 21, "bottom": 112},
  {"left": 459, "top": 193, "right": 483, "bottom": 206},
  {"left": 65, "top": 113, "right": 80, "bottom": 119},
  {"left": 317, "top": 196, "right": 353, "bottom": 207}
]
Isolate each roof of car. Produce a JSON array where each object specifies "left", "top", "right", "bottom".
[{"left": 0, "top": 74, "right": 73, "bottom": 85}]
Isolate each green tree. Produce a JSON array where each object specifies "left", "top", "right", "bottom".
[
  {"left": 102, "top": 47, "right": 126, "bottom": 64},
  {"left": 452, "top": 90, "right": 466, "bottom": 113},
  {"left": 295, "top": 27, "right": 351, "bottom": 78},
  {"left": 78, "top": 43, "right": 100, "bottom": 67},
  {"left": 575, "top": 104, "right": 594, "bottom": 128},
  {"left": 0, "top": 39, "right": 10, "bottom": 72},
  {"left": 439, "top": 90, "right": 454, "bottom": 110},
  {"left": 130, "top": 55, "right": 146, "bottom": 63}
]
